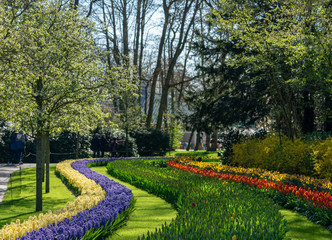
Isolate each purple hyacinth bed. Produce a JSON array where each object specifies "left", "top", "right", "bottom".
[{"left": 18, "top": 158, "right": 133, "bottom": 240}]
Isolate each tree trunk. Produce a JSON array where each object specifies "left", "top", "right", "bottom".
[
  {"left": 156, "top": 80, "right": 169, "bottom": 129},
  {"left": 146, "top": 1, "right": 171, "bottom": 127},
  {"left": 210, "top": 128, "right": 218, "bottom": 151},
  {"left": 133, "top": 0, "right": 142, "bottom": 67},
  {"left": 268, "top": 70, "right": 297, "bottom": 139},
  {"left": 110, "top": 0, "right": 121, "bottom": 65},
  {"left": 324, "top": 96, "right": 332, "bottom": 132},
  {"left": 102, "top": 0, "right": 112, "bottom": 71},
  {"left": 186, "top": 129, "right": 194, "bottom": 151},
  {"left": 75, "top": 133, "right": 79, "bottom": 159},
  {"left": 155, "top": 0, "right": 199, "bottom": 129},
  {"left": 302, "top": 91, "right": 314, "bottom": 134},
  {"left": 138, "top": 0, "right": 146, "bottom": 82},
  {"left": 36, "top": 132, "right": 43, "bottom": 211},
  {"left": 206, "top": 133, "right": 210, "bottom": 151},
  {"left": 44, "top": 132, "right": 50, "bottom": 193},
  {"left": 194, "top": 130, "right": 200, "bottom": 151},
  {"left": 122, "top": 0, "right": 129, "bottom": 59}
]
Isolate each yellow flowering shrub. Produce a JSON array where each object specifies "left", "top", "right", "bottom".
[
  {"left": 312, "top": 137, "right": 332, "bottom": 180},
  {"left": 232, "top": 135, "right": 314, "bottom": 176},
  {"left": 0, "top": 159, "right": 105, "bottom": 240}
]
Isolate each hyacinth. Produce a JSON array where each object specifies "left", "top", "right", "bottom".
[{"left": 0, "top": 158, "right": 133, "bottom": 240}]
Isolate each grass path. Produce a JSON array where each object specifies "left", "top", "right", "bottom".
[
  {"left": 91, "top": 166, "right": 178, "bottom": 240},
  {"left": 0, "top": 166, "right": 75, "bottom": 228},
  {"left": 280, "top": 209, "right": 332, "bottom": 240}
]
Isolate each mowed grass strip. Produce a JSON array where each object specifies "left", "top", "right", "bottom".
[
  {"left": 280, "top": 209, "right": 332, "bottom": 240},
  {"left": 0, "top": 166, "right": 76, "bottom": 228},
  {"left": 91, "top": 166, "right": 178, "bottom": 240}
]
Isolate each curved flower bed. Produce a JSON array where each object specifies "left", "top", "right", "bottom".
[
  {"left": 179, "top": 156, "right": 332, "bottom": 191},
  {"left": 0, "top": 158, "right": 133, "bottom": 240},
  {"left": 168, "top": 160, "right": 332, "bottom": 210}
]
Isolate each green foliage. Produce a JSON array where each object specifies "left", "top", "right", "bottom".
[
  {"left": 0, "top": 124, "right": 92, "bottom": 163},
  {"left": 196, "top": 0, "right": 332, "bottom": 137},
  {"left": 49, "top": 131, "right": 91, "bottom": 162},
  {"left": 131, "top": 127, "right": 170, "bottom": 156},
  {"left": 106, "top": 159, "right": 288, "bottom": 239},
  {"left": 312, "top": 138, "right": 332, "bottom": 180},
  {"left": 219, "top": 128, "right": 267, "bottom": 165},
  {"left": 169, "top": 122, "right": 184, "bottom": 150},
  {"left": 95, "top": 127, "right": 137, "bottom": 157}
]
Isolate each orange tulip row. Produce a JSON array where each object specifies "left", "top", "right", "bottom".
[{"left": 168, "top": 160, "right": 332, "bottom": 210}]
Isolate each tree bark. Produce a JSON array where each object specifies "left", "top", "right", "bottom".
[
  {"left": 206, "top": 133, "right": 211, "bottom": 151},
  {"left": 302, "top": 91, "right": 314, "bottom": 134},
  {"left": 210, "top": 127, "right": 218, "bottom": 151},
  {"left": 324, "top": 96, "right": 332, "bottom": 132},
  {"left": 146, "top": 0, "right": 172, "bottom": 127},
  {"left": 194, "top": 130, "right": 200, "bottom": 151},
  {"left": 36, "top": 132, "right": 43, "bottom": 211},
  {"left": 122, "top": 0, "right": 129, "bottom": 59},
  {"left": 110, "top": 0, "right": 121, "bottom": 65},
  {"left": 44, "top": 131, "right": 50, "bottom": 193},
  {"left": 133, "top": 0, "right": 142, "bottom": 67},
  {"left": 75, "top": 133, "right": 79, "bottom": 159},
  {"left": 156, "top": 0, "right": 199, "bottom": 129},
  {"left": 186, "top": 129, "right": 194, "bottom": 151},
  {"left": 102, "top": 0, "right": 112, "bottom": 71}
]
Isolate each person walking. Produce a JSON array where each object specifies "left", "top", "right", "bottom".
[
  {"left": 8, "top": 131, "right": 18, "bottom": 165},
  {"left": 8, "top": 130, "right": 26, "bottom": 165},
  {"left": 90, "top": 134, "right": 101, "bottom": 158},
  {"left": 99, "top": 134, "right": 109, "bottom": 158}
]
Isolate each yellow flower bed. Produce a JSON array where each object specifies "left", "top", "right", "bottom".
[
  {"left": 178, "top": 157, "right": 332, "bottom": 190},
  {"left": 0, "top": 159, "right": 105, "bottom": 240}
]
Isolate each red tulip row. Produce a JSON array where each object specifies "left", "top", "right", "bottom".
[{"left": 168, "top": 160, "right": 332, "bottom": 210}]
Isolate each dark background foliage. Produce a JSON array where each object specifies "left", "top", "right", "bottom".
[{"left": 131, "top": 127, "right": 170, "bottom": 156}]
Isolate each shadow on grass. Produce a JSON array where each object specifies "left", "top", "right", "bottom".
[
  {"left": 0, "top": 166, "right": 75, "bottom": 229},
  {"left": 280, "top": 209, "right": 332, "bottom": 240}
]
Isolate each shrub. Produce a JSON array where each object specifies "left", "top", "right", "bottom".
[
  {"left": 169, "top": 123, "right": 184, "bottom": 150},
  {"left": 98, "top": 127, "right": 138, "bottom": 157},
  {"left": 231, "top": 135, "right": 331, "bottom": 179},
  {"left": 49, "top": 131, "right": 91, "bottom": 162},
  {"left": 131, "top": 127, "right": 170, "bottom": 156},
  {"left": 312, "top": 137, "right": 332, "bottom": 180},
  {"left": 219, "top": 128, "right": 267, "bottom": 165},
  {"left": 0, "top": 124, "right": 92, "bottom": 163}
]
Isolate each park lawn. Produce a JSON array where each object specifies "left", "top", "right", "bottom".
[
  {"left": 91, "top": 166, "right": 178, "bottom": 240},
  {"left": 0, "top": 165, "right": 75, "bottom": 228},
  {"left": 280, "top": 209, "right": 332, "bottom": 240}
]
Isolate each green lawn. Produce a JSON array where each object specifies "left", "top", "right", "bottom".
[
  {"left": 91, "top": 166, "right": 177, "bottom": 240},
  {"left": 280, "top": 209, "right": 332, "bottom": 240},
  {"left": 0, "top": 166, "right": 75, "bottom": 228}
]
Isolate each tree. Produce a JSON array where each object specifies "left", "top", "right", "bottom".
[
  {"left": 0, "top": 0, "right": 123, "bottom": 211},
  {"left": 197, "top": 0, "right": 331, "bottom": 137}
]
